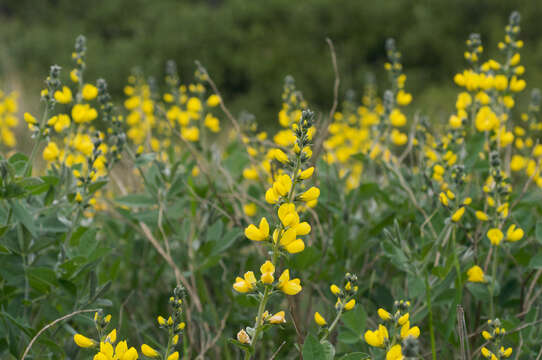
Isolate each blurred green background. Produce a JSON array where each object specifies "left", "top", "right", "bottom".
[{"left": 1, "top": 0, "right": 542, "bottom": 125}]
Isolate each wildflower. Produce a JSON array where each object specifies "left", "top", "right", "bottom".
[
  {"left": 244, "top": 217, "right": 269, "bottom": 241},
  {"left": 344, "top": 299, "right": 356, "bottom": 311},
  {"left": 364, "top": 324, "right": 388, "bottom": 347},
  {"left": 233, "top": 271, "right": 257, "bottom": 293},
  {"left": 487, "top": 228, "right": 504, "bottom": 246},
  {"left": 167, "top": 352, "right": 179, "bottom": 360},
  {"left": 451, "top": 207, "right": 465, "bottom": 222},
  {"left": 277, "top": 269, "right": 302, "bottom": 295},
  {"left": 207, "top": 94, "right": 221, "bottom": 107},
  {"left": 390, "top": 109, "right": 407, "bottom": 127},
  {"left": 386, "top": 344, "right": 403, "bottom": 360},
  {"left": 73, "top": 334, "right": 96, "bottom": 348},
  {"left": 506, "top": 224, "right": 524, "bottom": 242},
  {"left": 54, "top": 86, "right": 73, "bottom": 104},
  {"left": 82, "top": 84, "right": 98, "bottom": 100},
  {"left": 482, "top": 331, "right": 492, "bottom": 340},
  {"left": 268, "top": 311, "right": 286, "bottom": 324},
  {"left": 243, "top": 203, "right": 257, "bottom": 217},
  {"left": 260, "top": 260, "right": 275, "bottom": 284},
  {"left": 299, "top": 166, "right": 315, "bottom": 179},
  {"left": 330, "top": 284, "right": 340, "bottom": 295},
  {"left": 467, "top": 265, "right": 485, "bottom": 283},
  {"left": 72, "top": 103, "right": 98, "bottom": 123},
  {"left": 299, "top": 186, "right": 320, "bottom": 202},
  {"left": 378, "top": 308, "right": 392, "bottom": 321},
  {"left": 475, "top": 211, "right": 489, "bottom": 221},
  {"left": 237, "top": 329, "right": 251, "bottom": 344},
  {"left": 400, "top": 321, "right": 420, "bottom": 339},
  {"left": 314, "top": 312, "right": 327, "bottom": 326},
  {"left": 43, "top": 142, "right": 60, "bottom": 161},
  {"left": 397, "top": 313, "right": 409, "bottom": 326},
  {"left": 396, "top": 90, "right": 412, "bottom": 106},
  {"left": 141, "top": 344, "right": 159, "bottom": 357}
]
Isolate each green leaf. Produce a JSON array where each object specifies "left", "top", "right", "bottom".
[
  {"left": 536, "top": 222, "right": 542, "bottom": 244},
  {"left": 10, "top": 200, "right": 37, "bottom": 237},
  {"left": 115, "top": 194, "right": 155, "bottom": 207},
  {"left": 528, "top": 253, "right": 542, "bottom": 269},
  {"left": 302, "top": 333, "right": 328, "bottom": 360},
  {"left": 342, "top": 305, "right": 367, "bottom": 334}
]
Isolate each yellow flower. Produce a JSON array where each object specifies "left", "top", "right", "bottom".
[
  {"left": 207, "top": 94, "right": 221, "bottom": 107},
  {"left": 72, "top": 103, "right": 98, "bottom": 123},
  {"left": 391, "top": 129, "right": 407, "bottom": 146},
  {"left": 400, "top": 321, "right": 420, "bottom": 339},
  {"left": 506, "top": 224, "right": 524, "bottom": 242},
  {"left": 501, "top": 347, "right": 512, "bottom": 358},
  {"left": 141, "top": 344, "right": 159, "bottom": 357},
  {"left": 54, "top": 86, "right": 73, "bottom": 104},
  {"left": 396, "top": 90, "right": 412, "bottom": 106},
  {"left": 204, "top": 114, "right": 220, "bottom": 132},
  {"left": 270, "top": 148, "right": 289, "bottom": 163},
  {"left": 390, "top": 109, "right": 407, "bottom": 127},
  {"left": 237, "top": 329, "right": 251, "bottom": 344},
  {"left": 181, "top": 126, "right": 199, "bottom": 142},
  {"left": 273, "top": 174, "right": 292, "bottom": 197},
  {"left": 187, "top": 97, "right": 202, "bottom": 113},
  {"left": 467, "top": 265, "right": 485, "bottom": 283},
  {"left": 487, "top": 228, "right": 504, "bottom": 246},
  {"left": 475, "top": 211, "right": 489, "bottom": 221},
  {"left": 482, "top": 330, "right": 492, "bottom": 340},
  {"left": 268, "top": 311, "right": 286, "bottom": 324},
  {"left": 82, "top": 84, "right": 98, "bottom": 100},
  {"left": 299, "top": 166, "right": 315, "bottom": 180},
  {"left": 70, "top": 69, "right": 79, "bottom": 83},
  {"left": 451, "top": 207, "right": 465, "bottom": 222},
  {"left": 243, "top": 203, "right": 257, "bottom": 217},
  {"left": 244, "top": 217, "right": 269, "bottom": 241},
  {"left": 314, "top": 312, "right": 327, "bottom": 326},
  {"left": 277, "top": 269, "right": 302, "bottom": 295},
  {"left": 233, "top": 271, "right": 257, "bottom": 293},
  {"left": 24, "top": 112, "right": 37, "bottom": 125},
  {"left": 330, "top": 284, "right": 341, "bottom": 295},
  {"left": 377, "top": 308, "right": 391, "bottom": 321},
  {"left": 43, "top": 142, "right": 60, "bottom": 161},
  {"left": 364, "top": 324, "right": 388, "bottom": 348},
  {"left": 167, "top": 351, "right": 179, "bottom": 360},
  {"left": 260, "top": 260, "right": 275, "bottom": 284},
  {"left": 344, "top": 299, "right": 356, "bottom": 310},
  {"left": 397, "top": 313, "right": 409, "bottom": 326},
  {"left": 73, "top": 333, "right": 96, "bottom": 348},
  {"left": 299, "top": 187, "right": 320, "bottom": 202},
  {"left": 157, "top": 316, "right": 166, "bottom": 326},
  {"left": 386, "top": 344, "right": 403, "bottom": 360}
]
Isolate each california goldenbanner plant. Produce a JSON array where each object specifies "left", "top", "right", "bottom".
[{"left": 1, "top": 10, "right": 542, "bottom": 360}]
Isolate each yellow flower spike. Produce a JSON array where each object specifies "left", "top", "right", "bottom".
[
  {"left": 377, "top": 308, "right": 392, "bottom": 321},
  {"left": 268, "top": 311, "right": 286, "bottom": 324},
  {"left": 487, "top": 228, "right": 504, "bottom": 246},
  {"left": 386, "top": 344, "right": 403, "bottom": 360},
  {"left": 299, "top": 187, "right": 320, "bottom": 202},
  {"left": 73, "top": 333, "right": 96, "bottom": 348},
  {"left": 344, "top": 299, "right": 355, "bottom": 311},
  {"left": 314, "top": 312, "right": 327, "bottom": 326},
  {"left": 397, "top": 313, "right": 409, "bottom": 326},
  {"left": 475, "top": 211, "right": 489, "bottom": 221},
  {"left": 167, "top": 351, "right": 179, "bottom": 360},
  {"left": 299, "top": 167, "right": 315, "bottom": 180},
  {"left": 141, "top": 344, "right": 160, "bottom": 358},
  {"left": 330, "top": 284, "right": 340, "bottom": 295},
  {"left": 82, "top": 84, "right": 98, "bottom": 101},
  {"left": 467, "top": 265, "right": 485, "bottom": 283},
  {"left": 157, "top": 316, "right": 166, "bottom": 326},
  {"left": 451, "top": 207, "right": 466, "bottom": 222},
  {"left": 277, "top": 269, "right": 302, "bottom": 295},
  {"left": 244, "top": 217, "right": 269, "bottom": 241},
  {"left": 506, "top": 224, "right": 524, "bottom": 242}
]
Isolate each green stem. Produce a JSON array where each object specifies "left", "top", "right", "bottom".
[
  {"left": 24, "top": 107, "right": 49, "bottom": 177},
  {"left": 319, "top": 305, "right": 343, "bottom": 342},
  {"left": 425, "top": 273, "right": 437, "bottom": 360},
  {"left": 248, "top": 286, "right": 271, "bottom": 359},
  {"left": 489, "top": 245, "right": 499, "bottom": 319},
  {"left": 451, "top": 226, "right": 463, "bottom": 304}
]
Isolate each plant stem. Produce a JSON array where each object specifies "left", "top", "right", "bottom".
[
  {"left": 451, "top": 226, "right": 463, "bottom": 304},
  {"left": 425, "top": 273, "right": 437, "bottom": 360},
  {"left": 24, "top": 107, "right": 49, "bottom": 177},
  {"left": 320, "top": 305, "right": 344, "bottom": 342},
  {"left": 489, "top": 245, "right": 499, "bottom": 319},
  {"left": 248, "top": 286, "right": 271, "bottom": 359}
]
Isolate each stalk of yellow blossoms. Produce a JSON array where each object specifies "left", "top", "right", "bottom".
[
  {"left": 233, "top": 109, "right": 319, "bottom": 358},
  {"left": 480, "top": 319, "right": 513, "bottom": 360},
  {"left": 364, "top": 300, "right": 420, "bottom": 359}
]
